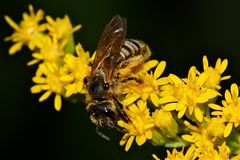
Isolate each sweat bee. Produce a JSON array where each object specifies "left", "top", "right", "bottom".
[{"left": 84, "top": 15, "right": 151, "bottom": 140}]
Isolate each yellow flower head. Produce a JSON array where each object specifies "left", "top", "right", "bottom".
[
  {"left": 118, "top": 100, "right": 154, "bottom": 151},
  {"left": 165, "top": 145, "right": 197, "bottom": 160},
  {"left": 198, "top": 142, "right": 231, "bottom": 160},
  {"left": 182, "top": 119, "right": 224, "bottom": 153},
  {"left": 62, "top": 43, "right": 93, "bottom": 97},
  {"left": 46, "top": 15, "right": 81, "bottom": 41},
  {"left": 209, "top": 83, "right": 240, "bottom": 137},
  {"left": 27, "top": 35, "right": 65, "bottom": 66},
  {"left": 30, "top": 62, "right": 67, "bottom": 111},
  {"left": 5, "top": 4, "right": 47, "bottom": 55},
  {"left": 161, "top": 66, "right": 220, "bottom": 122},
  {"left": 202, "top": 55, "right": 231, "bottom": 90},
  {"left": 121, "top": 60, "right": 168, "bottom": 107}
]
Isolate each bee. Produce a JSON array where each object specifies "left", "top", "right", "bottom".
[{"left": 84, "top": 15, "right": 151, "bottom": 140}]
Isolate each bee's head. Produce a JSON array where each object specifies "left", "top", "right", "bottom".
[{"left": 88, "top": 101, "right": 117, "bottom": 129}]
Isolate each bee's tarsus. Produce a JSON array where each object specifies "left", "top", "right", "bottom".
[
  {"left": 88, "top": 61, "right": 93, "bottom": 66},
  {"left": 84, "top": 76, "right": 89, "bottom": 85},
  {"left": 96, "top": 127, "right": 110, "bottom": 141}
]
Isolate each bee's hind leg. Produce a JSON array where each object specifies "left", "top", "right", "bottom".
[{"left": 121, "top": 77, "right": 143, "bottom": 84}]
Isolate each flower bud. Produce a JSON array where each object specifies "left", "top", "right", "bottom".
[{"left": 152, "top": 109, "right": 178, "bottom": 138}]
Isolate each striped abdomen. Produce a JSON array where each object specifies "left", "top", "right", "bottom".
[{"left": 119, "top": 39, "right": 150, "bottom": 60}]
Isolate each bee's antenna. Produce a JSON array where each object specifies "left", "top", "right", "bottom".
[{"left": 95, "top": 127, "right": 110, "bottom": 141}]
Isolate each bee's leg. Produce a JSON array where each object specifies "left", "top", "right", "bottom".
[
  {"left": 95, "top": 127, "right": 110, "bottom": 141},
  {"left": 121, "top": 77, "right": 143, "bottom": 84},
  {"left": 114, "top": 125, "right": 125, "bottom": 133},
  {"left": 115, "top": 55, "right": 144, "bottom": 78},
  {"left": 113, "top": 96, "right": 130, "bottom": 123}
]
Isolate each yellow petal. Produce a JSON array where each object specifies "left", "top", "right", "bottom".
[
  {"left": 39, "top": 90, "right": 52, "bottom": 102},
  {"left": 145, "top": 130, "right": 152, "bottom": 139},
  {"left": 76, "top": 43, "right": 85, "bottom": 57},
  {"left": 215, "top": 58, "right": 221, "bottom": 69},
  {"left": 211, "top": 111, "right": 223, "bottom": 116},
  {"left": 27, "top": 59, "right": 40, "bottom": 66},
  {"left": 224, "top": 123, "right": 233, "bottom": 137},
  {"left": 77, "top": 81, "right": 84, "bottom": 93},
  {"left": 196, "top": 73, "right": 207, "bottom": 87},
  {"left": 54, "top": 94, "right": 62, "bottom": 111},
  {"left": 156, "top": 77, "right": 169, "bottom": 85},
  {"left": 120, "top": 134, "right": 130, "bottom": 146},
  {"left": 60, "top": 75, "right": 74, "bottom": 82},
  {"left": 168, "top": 74, "right": 184, "bottom": 85},
  {"left": 150, "top": 92, "right": 160, "bottom": 107},
  {"left": 182, "top": 135, "right": 195, "bottom": 143},
  {"left": 32, "top": 77, "right": 46, "bottom": 83},
  {"left": 224, "top": 90, "right": 232, "bottom": 104},
  {"left": 178, "top": 106, "right": 186, "bottom": 118},
  {"left": 188, "top": 105, "right": 194, "bottom": 115},
  {"left": 209, "top": 104, "right": 223, "bottom": 110},
  {"left": 46, "top": 15, "right": 54, "bottom": 24},
  {"left": 176, "top": 102, "right": 185, "bottom": 111},
  {"left": 154, "top": 61, "right": 166, "bottom": 79},
  {"left": 197, "top": 90, "right": 220, "bottom": 103},
  {"left": 194, "top": 107, "right": 203, "bottom": 122},
  {"left": 9, "top": 42, "right": 23, "bottom": 55},
  {"left": 158, "top": 96, "right": 177, "bottom": 104},
  {"left": 152, "top": 154, "right": 160, "bottom": 160},
  {"left": 143, "top": 60, "right": 158, "bottom": 71},
  {"left": 136, "top": 135, "right": 146, "bottom": 146},
  {"left": 65, "top": 84, "right": 75, "bottom": 97},
  {"left": 30, "top": 85, "right": 42, "bottom": 93},
  {"left": 125, "top": 135, "right": 134, "bottom": 152},
  {"left": 221, "top": 75, "right": 231, "bottom": 80},
  {"left": 219, "top": 59, "right": 228, "bottom": 74},
  {"left": 231, "top": 83, "right": 239, "bottom": 98},
  {"left": 4, "top": 15, "right": 20, "bottom": 31},
  {"left": 202, "top": 55, "right": 209, "bottom": 71},
  {"left": 32, "top": 53, "right": 43, "bottom": 59},
  {"left": 73, "top": 24, "right": 82, "bottom": 32},
  {"left": 163, "top": 103, "right": 177, "bottom": 111},
  {"left": 122, "top": 94, "right": 140, "bottom": 106}
]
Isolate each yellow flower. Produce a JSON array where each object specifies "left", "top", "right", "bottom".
[
  {"left": 30, "top": 62, "right": 67, "bottom": 111},
  {"left": 198, "top": 142, "right": 235, "bottom": 160},
  {"left": 121, "top": 60, "right": 168, "bottom": 107},
  {"left": 182, "top": 119, "right": 224, "bottom": 153},
  {"left": 118, "top": 100, "right": 154, "bottom": 151},
  {"left": 152, "top": 109, "right": 178, "bottom": 138},
  {"left": 165, "top": 145, "right": 197, "bottom": 160},
  {"left": 209, "top": 83, "right": 240, "bottom": 137},
  {"left": 27, "top": 35, "right": 65, "bottom": 66},
  {"left": 161, "top": 66, "right": 220, "bottom": 122},
  {"left": 46, "top": 15, "right": 81, "bottom": 41},
  {"left": 202, "top": 55, "right": 231, "bottom": 89},
  {"left": 62, "top": 43, "right": 92, "bottom": 97},
  {"left": 4, "top": 4, "right": 47, "bottom": 55}
]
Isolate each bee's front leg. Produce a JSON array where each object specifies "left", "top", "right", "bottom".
[{"left": 113, "top": 96, "right": 130, "bottom": 123}]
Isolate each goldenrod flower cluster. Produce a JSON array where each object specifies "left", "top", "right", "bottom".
[
  {"left": 5, "top": 5, "right": 240, "bottom": 160},
  {"left": 5, "top": 5, "right": 92, "bottom": 111}
]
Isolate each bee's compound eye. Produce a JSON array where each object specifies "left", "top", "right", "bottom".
[
  {"left": 84, "top": 76, "right": 89, "bottom": 85},
  {"left": 103, "top": 83, "right": 110, "bottom": 90}
]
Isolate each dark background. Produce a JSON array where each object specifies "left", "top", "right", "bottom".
[{"left": 0, "top": 0, "right": 240, "bottom": 159}]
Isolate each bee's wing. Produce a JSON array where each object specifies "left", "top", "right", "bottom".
[{"left": 90, "top": 15, "right": 126, "bottom": 81}]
